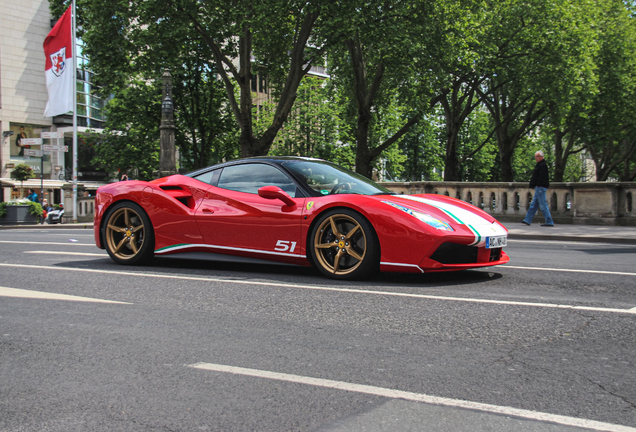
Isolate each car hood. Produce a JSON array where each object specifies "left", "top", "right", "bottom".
[{"left": 375, "top": 194, "right": 507, "bottom": 247}]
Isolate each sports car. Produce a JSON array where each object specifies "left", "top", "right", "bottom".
[{"left": 94, "top": 157, "right": 509, "bottom": 279}]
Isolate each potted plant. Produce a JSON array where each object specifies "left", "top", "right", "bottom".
[{"left": 0, "top": 199, "right": 42, "bottom": 225}]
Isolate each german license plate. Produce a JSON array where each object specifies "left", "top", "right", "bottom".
[{"left": 486, "top": 235, "right": 507, "bottom": 249}]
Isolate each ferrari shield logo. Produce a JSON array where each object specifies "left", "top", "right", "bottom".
[
  {"left": 306, "top": 201, "right": 314, "bottom": 210},
  {"left": 50, "top": 47, "right": 67, "bottom": 77}
]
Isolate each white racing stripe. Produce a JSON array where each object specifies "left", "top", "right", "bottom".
[
  {"left": 0, "top": 286, "right": 131, "bottom": 304},
  {"left": 187, "top": 362, "right": 636, "bottom": 432},
  {"left": 0, "top": 263, "right": 634, "bottom": 315}
]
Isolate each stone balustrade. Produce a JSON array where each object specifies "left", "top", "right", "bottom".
[
  {"left": 379, "top": 181, "right": 636, "bottom": 226},
  {"left": 61, "top": 184, "right": 95, "bottom": 223}
]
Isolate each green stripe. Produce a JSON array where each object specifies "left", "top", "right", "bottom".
[
  {"left": 467, "top": 224, "right": 481, "bottom": 246},
  {"left": 155, "top": 243, "right": 189, "bottom": 252}
]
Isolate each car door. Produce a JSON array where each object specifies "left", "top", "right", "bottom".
[{"left": 194, "top": 162, "right": 306, "bottom": 259}]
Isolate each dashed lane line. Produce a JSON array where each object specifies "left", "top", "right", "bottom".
[
  {"left": 0, "top": 286, "right": 131, "bottom": 304},
  {"left": 509, "top": 239, "right": 636, "bottom": 247},
  {"left": 187, "top": 362, "right": 636, "bottom": 432},
  {"left": 0, "top": 240, "right": 95, "bottom": 246},
  {"left": 24, "top": 251, "right": 107, "bottom": 257},
  {"left": 503, "top": 265, "right": 636, "bottom": 277},
  {"left": 0, "top": 263, "right": 634, "bottom": 315}
]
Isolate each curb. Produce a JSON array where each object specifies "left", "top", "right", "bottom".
[{"left": 507, "top": 233, "right": 636, "bottom": 245}]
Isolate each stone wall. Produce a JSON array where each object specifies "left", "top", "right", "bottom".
[{"left": 379, "top": 181, "right": 636, "bottom": 226}]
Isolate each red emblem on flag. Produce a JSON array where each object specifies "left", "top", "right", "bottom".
[{"left": 50, "top": 47, "right": 67, "bottom": 77}]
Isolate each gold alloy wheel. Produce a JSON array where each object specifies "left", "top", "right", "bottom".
[
  {"left": 313, "top": 214, "right": 367, "bottom": 275},
  {"left": 105, "top": 207, "right": 145, "bottom": 260}
]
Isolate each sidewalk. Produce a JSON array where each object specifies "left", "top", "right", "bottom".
[
  {"left": 502, "top": 222, "right": 636, "bottom": 244},
  {"left": 2, "top": 220, "right": 636, "bottom": 244}
]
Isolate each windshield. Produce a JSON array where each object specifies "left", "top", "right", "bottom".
[{"left": 283, "top": 160, "right": 394, "bottom": 196}]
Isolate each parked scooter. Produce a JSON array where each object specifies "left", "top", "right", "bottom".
[{"left": 46, "top": 204, "right": 64, "bottom": 224}]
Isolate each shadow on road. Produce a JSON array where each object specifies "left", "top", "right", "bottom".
[{"left": 51, "top": 256, "right": 504, "bottom": 289}]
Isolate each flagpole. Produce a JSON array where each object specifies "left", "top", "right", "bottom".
[{"left": 71, "top": 0, "right": 78, "bottom": 223}]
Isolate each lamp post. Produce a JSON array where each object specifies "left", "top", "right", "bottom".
[{"left": 154, "top": 68, "right": 177, "bottom": 178}]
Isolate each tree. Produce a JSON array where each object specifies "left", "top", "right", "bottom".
[
  {"left": 50, "top": 0, "right": 238, "bottom": 174},
  {"left": 473, "top": 0, "right": 597, "bottom": 181},
  {"left": 266, "top": 76, "right": 344, "bottom": 160},
  {"left": 10, "top": 164, "right": 35, "bottom": 193},
  {"left": 168, "top": 0, "right": 335, "bottom": 157},
  {"left": 326, "top": 0, "right": 445, "bottom": 178},
  {"left": 51, "top": 0, "right": 344, "bottom": 169},
  {"left": 91, "top": 81, "right": 161, "bottom": 180},
  {"left": 582, "top": 0, "right": 636, "bottom": 181}
]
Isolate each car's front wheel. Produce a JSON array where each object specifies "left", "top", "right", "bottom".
[
  {"left": 309, "top": 209, "right": 379, "bottom": 280},
  {"left": 103, "top": 202, "right": 154, "bottom": 265}
]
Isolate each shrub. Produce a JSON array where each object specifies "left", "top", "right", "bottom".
[{"left": 0, "top": 199, "right": 43, "bottom": 218}]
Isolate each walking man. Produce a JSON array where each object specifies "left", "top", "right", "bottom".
[{"left": 522, "top": 151, "right": 554, "bottom": 227}]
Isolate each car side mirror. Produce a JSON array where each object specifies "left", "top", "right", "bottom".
[{"left": 258, "top": 186, "right": 296, "bottom": 207}]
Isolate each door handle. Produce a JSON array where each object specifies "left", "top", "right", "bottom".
[{"left": 202, "top": 208, "right": 214, "bottom": 214}]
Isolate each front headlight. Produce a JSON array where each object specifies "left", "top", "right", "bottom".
[{"left": 382, "top": 201, "right": 454, "bottom": 231}]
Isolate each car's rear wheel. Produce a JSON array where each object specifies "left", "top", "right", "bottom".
[
  {"left": 309, "top": 209, "right": 379, "bottom": 280},
  {"left": 103, "top": 202, "right": 154, "bottom": 265}
]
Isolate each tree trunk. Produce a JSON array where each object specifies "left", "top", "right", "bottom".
[
  {"left": 186, "top": 7, "right": 320, "bottom": 159},
  {"left": 443, "top": 129, "right": 460, "bottom": 181},
  {"left": 553, "top": 128, "right": 566, "bottom": 182},
  {"left": 439, "top": 79, "right": 480, "bottom": 181}
]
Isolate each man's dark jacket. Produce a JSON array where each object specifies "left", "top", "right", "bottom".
[{"left": 529, "top": 159, "right": 550, "bottom": 188}]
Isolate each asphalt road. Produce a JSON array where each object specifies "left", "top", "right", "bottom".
[{"left": 1, "top": 229, "right": 635, "bottom": 432}]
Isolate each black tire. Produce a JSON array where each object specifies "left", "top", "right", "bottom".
[
  {"left": 103, "top": 201, "right": 154, "bottom": 265},
  {"left": 309, "top": 208, "right": 379, "bottom": 280}
]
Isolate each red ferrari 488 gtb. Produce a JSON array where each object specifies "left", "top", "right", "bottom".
[{"left": 94, "top": 157, "right": 509, "bottom": 279}]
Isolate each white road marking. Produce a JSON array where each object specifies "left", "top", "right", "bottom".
[
  {"left": 504, "top": 265, "right": 636, "bottom": 277},
  {"left": 0, "top": 286, "right": 131, "bottom": 304},
  {"left": 0, "top": 263, "right": 634, "bottom": 315},
  {"left": 0, "top": 240, "right": 95, "bottom": 246},
  {"left": 509, "top": 239, "right": 636, "bottom": 246},
  {"left": 24, "top": 251, "right": 107, "bottom": 257},
  {"left": 187, "top": 362, "right": 636, "bottom": 432},
  {"left": 36, "top": 233, "right": 94, "bottom": 237}
]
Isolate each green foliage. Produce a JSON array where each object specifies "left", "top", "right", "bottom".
[
  {"left": 398, "top": 120, "right": 444, "bottom": 181},
  {"left": 26, "top": 201, "right": 44, "bottom": 217},
  {"left": 10, "top": 164, "right": 35, "bottom": 183},
  {"left": 48, "top": 0, "right": 636, "bottom": 183},
  {"left": 0, "top": 200, "right": 43, "bottom": 218},
  {"left": 92, "top": 80, "right": 160, "bottom": 180}
]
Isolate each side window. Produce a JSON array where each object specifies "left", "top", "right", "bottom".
[
  {"left": 193, "top": 169, "right": 220, "bottom": 186},
  {"left": 217, "top": 163, "right": 298, "bottom": 196}
]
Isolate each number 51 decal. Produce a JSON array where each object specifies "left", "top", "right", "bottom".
[{"left": 275, "top": 240, "right": 297, "bottom": 253}]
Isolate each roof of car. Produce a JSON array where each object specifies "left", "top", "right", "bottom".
[{"left": 185, "top": 156, "right": 327, "bottom": 177}]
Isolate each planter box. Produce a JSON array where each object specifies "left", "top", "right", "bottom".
[{"left": 0, "top": 205, "right": 39, "bottom": 225}]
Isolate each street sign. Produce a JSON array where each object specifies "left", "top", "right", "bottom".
[
  {"left": 21, "top": 138, "right": 42, "bottom": 145},
  {"left": 43, "top": 144, "right": 69, "bottom": 152},
  {"left": 42, "top": 132, "right": 64, "bottom": 139},
  {"left": 24, "top": 149, "right": 43, "bottom": 157}
]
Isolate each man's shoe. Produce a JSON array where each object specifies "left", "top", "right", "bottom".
[
  {"left": 540, "top": 224, "right": 554, "bottom": 227},
  {"left": 521, "top": 221, "right": 531, "bottom": 226}
]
